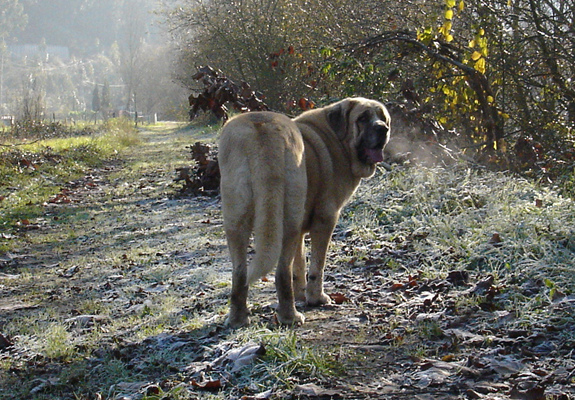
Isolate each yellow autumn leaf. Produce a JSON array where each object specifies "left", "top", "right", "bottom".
[
  {"left": 446, "top": 34, "right": 454, "bottom": 42},
  {"left": 445, "top": 9, "right": 454, "bottom": 20},
  {"left": 475, "top": 58, "right": 486, "bottom": 74},
  {"left": 479, "top": 28, "right": 485, "bottom": 36},
  {"left": 487, "top": 95, "right": 494, "bottom": 103},
  {"left": 469, "top": 39, "right": 476, "bottom": 48},
  {"left": 471, "top": 51, "right": 482, "bottom": 61},
  {"left": 446, "top": 0, "right": 456, "bottom": 7},
  {"left": 458, "top": 0, "right": 465, "bottom": 11}
]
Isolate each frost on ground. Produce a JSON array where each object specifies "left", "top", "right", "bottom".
[{"left": 1, "top": 124, "right": 574, "bottom": 399}]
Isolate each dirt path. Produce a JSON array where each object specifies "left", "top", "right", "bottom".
[
  {"left": 1, "top": 123, "right": 226, "bottom": 314},
  {"left": 1, "top": 124, "right": 574, "bottom": 400},
  {"left": 1, "top": 124, "right": 235, "bottom": 398}
]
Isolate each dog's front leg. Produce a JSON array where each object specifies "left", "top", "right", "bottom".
[
  {"left": 306, "top": 219, "right": 336, "bottom": 306},
  {"left": 275, "top": 233, "right": 305, "bottom": 326}
]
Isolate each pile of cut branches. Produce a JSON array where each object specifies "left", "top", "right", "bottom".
[
  {"left": 174, "top": 142, "right": 220, "bottom": 196},
  {"left": 188, "top": 66, "right": 269, "bottom": 122}
]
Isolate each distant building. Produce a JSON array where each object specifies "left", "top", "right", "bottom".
[
  {"left": 1, "top": 116, "right": 15, "bottom": 127},
  {"left": 8, "top": 44, "right": 71, "bottom": 61}
]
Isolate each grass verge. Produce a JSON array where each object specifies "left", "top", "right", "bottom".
[
  {"left": 346, "top": 164, "right": 575, "bottom": 292},
  {"left": 339, "top": 163, "right": 575, "bottom": 352},
  {"left": 0, "top": 118, "right": 140, "bottom": 251}
]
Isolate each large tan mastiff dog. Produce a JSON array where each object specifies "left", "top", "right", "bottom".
[{"left": 219, "top": 97, "right": 391, "bottom": 327}]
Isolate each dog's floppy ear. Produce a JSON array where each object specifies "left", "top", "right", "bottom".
[{"left": 327, "top": 99, "right": 351, "bottom": 139}]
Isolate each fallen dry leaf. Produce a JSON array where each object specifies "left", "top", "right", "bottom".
[
  {"left": 191, "top": 379, "right": 222, "bottom": 390},
  {"left": 446, "top": 270, "right": 469, "bottom": 286},
  {"left": 227, "top": 343, "right": 266, "bottom": 372},
  {"left": 0, "top": 333, "right": 13, "bottom": 350},
  {"left": 488, "top": 355, "right": 525, "bottom": 378},
  {"left": 413, "top": 366, "right": 452, "bottom": 388},
  {"left": 488, "top": 232, "right": 503, "bottom": 246},
  {"left": 329, "top": 293, "right": 349, "bottom": 304},
  {"left": 509, "top": 383, "right": 545, "bottom": 400}
]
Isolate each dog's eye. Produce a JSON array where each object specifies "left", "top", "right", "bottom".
[{"left": 357, "top": 112, "right": 370, "bottom": 123}]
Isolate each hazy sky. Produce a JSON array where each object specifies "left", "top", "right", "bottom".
[{"left": 14, "top": 0, "right": 159, "bottom": 56}]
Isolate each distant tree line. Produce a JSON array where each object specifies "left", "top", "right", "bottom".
[
  {"left": 165, "top": 0, "right": 575, "bottom": 181},
  {"left": 0, "top": 0, "right": 188, "bottom": 123}
]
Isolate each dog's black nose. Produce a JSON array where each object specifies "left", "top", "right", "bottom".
[
  {"left": 373, "top": 120, "right": 388, "bottom": 135},
  {"left": 364, "top": 121, "right": 389, "bottom": 149},
  {"left": 372, "top": 121, "right": 389, "bottom": 144}
]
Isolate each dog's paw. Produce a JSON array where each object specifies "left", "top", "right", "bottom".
[
  {"left": 306, "top": 291, "right": 333, "bottom": 307},
  {"left": 276, "top": 310, "right": 305, "bottom": 326},
  {"left": 226, "top": 310, "right": 251, "bottom": 328}
]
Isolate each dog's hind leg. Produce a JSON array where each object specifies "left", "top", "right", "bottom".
[
  {"left": 221, "top": 167, "right": 254, "bottom": 328},
  {"left": 225, "top": 220, "right": 252, "bottom": 328}
]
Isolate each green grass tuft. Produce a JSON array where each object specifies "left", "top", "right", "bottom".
[{"left": 230, "top": 326, "right": 341, "bottom": 392}]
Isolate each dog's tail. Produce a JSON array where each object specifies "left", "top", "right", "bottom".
[{"left": 247, "top": 150, "right": 286, "bottom": 284}]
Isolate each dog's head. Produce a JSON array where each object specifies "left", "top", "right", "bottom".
[{"left": 327, "top": 97, "right": 391, "bottom": 177}]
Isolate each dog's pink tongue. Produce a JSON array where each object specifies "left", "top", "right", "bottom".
[{"left": 366, "top": 148, "right": 384, "bottom": 163}]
